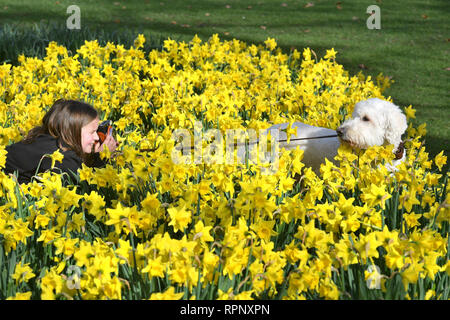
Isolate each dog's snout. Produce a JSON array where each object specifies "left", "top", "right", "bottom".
[{"left": 336, "top": 127, "right": 344, "bottom": 137}]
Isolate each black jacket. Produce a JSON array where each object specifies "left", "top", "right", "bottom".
[{"left": 4, "top": 134, "right": 105, "bottom": 184}]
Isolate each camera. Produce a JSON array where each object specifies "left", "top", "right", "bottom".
[{"left": 97, "top": 120, "right": 114, "bottom": 143}]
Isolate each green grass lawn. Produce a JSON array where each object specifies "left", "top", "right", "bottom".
[{"left": 0, "top": 0, "right": 448, "bottom": 168}]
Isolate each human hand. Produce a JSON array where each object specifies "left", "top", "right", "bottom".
[{"left": 94, "top": 134, "right": 119, "bottom": 153}]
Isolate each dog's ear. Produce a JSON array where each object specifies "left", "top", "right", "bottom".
[{"left": 383, "top": 101, "right": 407, "bottom": 149}]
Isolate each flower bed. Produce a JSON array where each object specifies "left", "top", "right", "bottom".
[{"left": 0, "top": 35, "right": 448, "bottom": 300}]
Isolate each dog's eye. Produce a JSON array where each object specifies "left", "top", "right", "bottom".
[{"left": 362, "top": 116, "right": 370, "bottom": 122}]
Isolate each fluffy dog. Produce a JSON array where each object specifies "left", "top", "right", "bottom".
[{"left": 263, "top": 98, "right": 408, "bottom": 173}]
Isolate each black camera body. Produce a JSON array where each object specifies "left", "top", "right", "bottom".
[{"left": 97, "top": 120, "right": 114, "bottom": 143}]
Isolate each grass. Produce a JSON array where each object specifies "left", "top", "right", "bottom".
[{"left": 0, "top": 0, "right": 448, "bottom": 168}]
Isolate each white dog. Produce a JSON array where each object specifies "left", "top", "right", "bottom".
[{"left": 261, "top": 98, "right": 407, "bottom": 173}]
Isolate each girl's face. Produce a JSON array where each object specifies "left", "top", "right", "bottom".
[{"left": 81, "top": 117, "right": 100, "bottom": 153}]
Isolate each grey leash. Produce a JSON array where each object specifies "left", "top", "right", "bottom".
[{"left": 171, "top": 134, "right": 339, "bottom": 151}]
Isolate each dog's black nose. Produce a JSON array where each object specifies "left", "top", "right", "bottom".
[{"left": 336, "top": 127, "right": 344, "bottom": 137}]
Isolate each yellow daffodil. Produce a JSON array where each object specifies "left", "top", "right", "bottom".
[
  {"left": 6, "top": 292, "right": 32, "bottom": 300},
  {"left": 167, "top": 203, "right": 192, "bottom": 233},
  {"left": 324, "top": 48, "right": 338, "bottom": 60},
  {"left": 49, "top": 149, "right": 64, "bottom": 168},
  {"left": 264, "top": 38, "right": 277, "bottom": 51},
  {"left": 12, "top": 262, "right": 35, "bottom": 284},
  {"left": 404, "top": 105, "right": 416, "bottom": 119},
  {"left": 434, "top": 151, "right": 447, "bottom": 171}
]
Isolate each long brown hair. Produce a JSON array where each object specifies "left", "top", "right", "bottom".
[{"left": 24, "top": 99, "right": 99, "bottom": 162}]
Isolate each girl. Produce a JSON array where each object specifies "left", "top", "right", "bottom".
[{"left": 4, "top": 99, "right": 118, "bottom": 184}]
